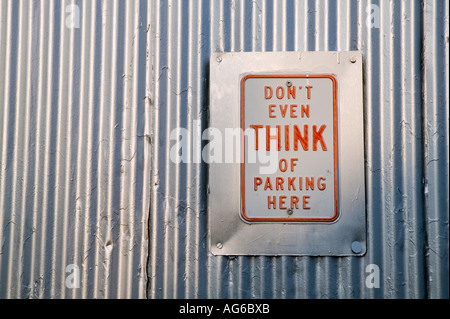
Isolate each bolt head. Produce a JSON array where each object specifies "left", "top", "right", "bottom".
[
  {"left": 217, "top": 242, "right": 223, "bottom": 249},
  {"left": 351, "top": 241, "right": 363, "bottom": 254},
  {"left": 350, "top": 57, "right": 357, "bottom": 63},
  {"left": 216, "top": 56, "right": 223, "bottom": 63}
]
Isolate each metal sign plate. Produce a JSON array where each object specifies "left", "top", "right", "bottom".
[{"left": 209, "top": 52, "right": 366, "bottom": 256}]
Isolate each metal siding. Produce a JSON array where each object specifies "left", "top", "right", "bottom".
[
  {"left": 0, "top": 0, "right": 448, "bottom": 299},
  {"left": 147, "top": 0, "right": 448, "bottom": 299},
  {"left": 0, "top": 0, "right": 150, "bottom": 298},
  {"left": 423, "top": 0, "right": 449, "bottom": 299}
]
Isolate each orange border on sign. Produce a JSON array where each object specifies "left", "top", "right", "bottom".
[{"left": 240, "top": 74, "right": 339, "bottom": 223}]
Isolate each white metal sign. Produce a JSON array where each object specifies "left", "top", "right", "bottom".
[
  {"left": 241, "top": 75, "right": 338, "bottom": 222},
  {"left": 209, "top": 52, "right": 366, "bottom": 256}
]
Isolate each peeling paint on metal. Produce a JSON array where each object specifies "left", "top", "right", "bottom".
[{"left": 0, "top": 0, "right": 448, "bottom": 299}]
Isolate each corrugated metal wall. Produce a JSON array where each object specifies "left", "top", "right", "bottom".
[
  {"left": 1, "top": 0, "right": 448, "bottom": 299},
  {"left": 0, "top": 0, "right": 150, "bottom": 298}
]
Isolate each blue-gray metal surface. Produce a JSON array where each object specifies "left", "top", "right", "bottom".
[
  {"left": 0, "top": 0, "right": 448, "bottom": 299},
  {"left": 0, "top": 0, "right": 150, "bottom": 298}
]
